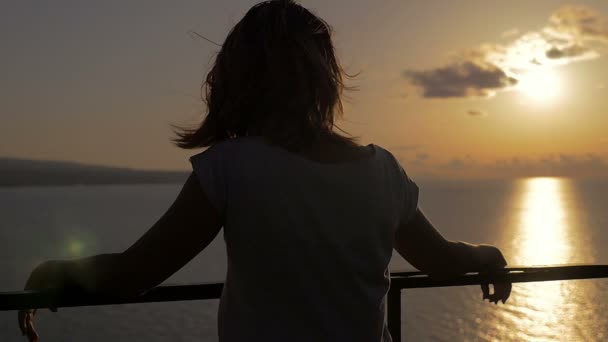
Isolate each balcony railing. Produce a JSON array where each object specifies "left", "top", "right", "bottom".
[{"left": 2, "top": 265, "right": 608, "bottom": 341}]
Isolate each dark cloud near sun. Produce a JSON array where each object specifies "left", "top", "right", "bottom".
[
  {"left": 403, "top": 61, "right": 517, "bottom": 98},
  {"left": 545, "top": 44, "right": 591, "bottom": 59}
]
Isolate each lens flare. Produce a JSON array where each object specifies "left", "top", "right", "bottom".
[{"left": 67, "top": 239, "right": 85, "bottom": 257}]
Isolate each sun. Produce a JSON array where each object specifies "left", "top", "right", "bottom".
[{"left": 517, "top": 68, "right": 561, "bottom": 103}]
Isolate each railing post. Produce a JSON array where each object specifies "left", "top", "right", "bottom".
[{"left": 387, "top": 287, "right": 401, "bottom": 341}]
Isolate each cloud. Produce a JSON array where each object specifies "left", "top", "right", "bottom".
[
  {"left": 403, "top": 5, "right": 608, "bottom": 99},
  {"left": 391, "top": 148, "right": 431, "bottom": 167},
  {"left": 409, "top": 153, "right": 608, "bottom": 179},
  {"left": 549, "top": 6, "right": 608, "bottom": 41},
  {"left": 545, "top": 44, "right": 591, "bottom": 59},
  {"left": 416, "top": 153, "right": 430, "bottom": 161},
  {"left": 409, "top": 153, "right": 430, "bottom": 166},
  {"left": 467, "top": 109, "right": 488, "bottom": 117},
  {"left": 490, "top": 154, "right": 608, "bottom": 178},
  {"left": 490, "top": 31, "right": 599, "bottom": 72},
  {"left": 404, "top": 60, "right": 516, "bottom": 98},
  {"left": 447, "top": 158, "right": 466, "bottom": 169},
  {"left": 401, "top": 151, "right": 608, "bottom": 180}
]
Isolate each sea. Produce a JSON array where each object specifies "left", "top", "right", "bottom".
[{"left": 1, "top": 178, "right": 607, "bottom": 341}]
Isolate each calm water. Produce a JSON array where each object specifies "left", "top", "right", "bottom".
[{"left": 1, "top": 178, "right": 607, "bottom": 341}]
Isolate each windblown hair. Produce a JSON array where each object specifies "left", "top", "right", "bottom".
[{"left": 174, "top": 0, "right": 356, "bottom": 151}]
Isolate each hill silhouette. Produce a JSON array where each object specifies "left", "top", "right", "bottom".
[{"left": 0, "top": 158, "right": 189, "bottom": 187}]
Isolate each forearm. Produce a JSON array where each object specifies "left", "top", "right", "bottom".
[
  {"left": 60, "top": 253, "right": 136, "bottom": 296},
  {"left": 439, "top": 241, "right": 480, "bottom": 278},
  {"left": 395, "top": 209, "right": 482, "bottom": 279}
]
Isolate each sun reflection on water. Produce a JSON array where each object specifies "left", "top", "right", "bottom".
[
  {"left": 502, "top": 177, "right": 590, "bottom": 341},
  {"left": 514, "top": 177, "right": 571, "bottom": 266}
]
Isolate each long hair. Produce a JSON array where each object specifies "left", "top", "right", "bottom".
[{"left": 174, "top": 0, "right": 356, "bottom": 151}]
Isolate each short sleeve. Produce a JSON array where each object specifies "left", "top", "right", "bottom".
[
  {"left": 396, "top": 162, "right": 419, "bottom": 225},
  {"left": 190, "top": 144, "right": 228, "bottom": 215},
  {"left": 381, "top": 148, "right": 419, "bottom": 225}
]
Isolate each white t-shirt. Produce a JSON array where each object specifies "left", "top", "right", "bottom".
[{"left": 190, "top": 136, "right": 418, "bottom": 342}]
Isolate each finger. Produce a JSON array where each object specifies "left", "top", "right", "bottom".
[
  {"left": 487, "top": 292, "right": 501, "bottom": 304},
  {"left": 492, "top": 282, "right": 512, "bottom": 304},
  {"left": 25, "top": 314, "right": 39, "bottom": 342},
  {"left": 18, "top": 310, "right": 26, "bottom": 335},
  {"left": 480, "top": 283, "right": 490, "bottom": 300},
  {"left": 18, "top": 310, "right": 35, "bottom": 335},
  {"left": 502, "top": 282, "right": 512, "bottom": 304},
  {"left": 28, "top": 329, "right": 39, "bottom": 342},
  {"left": 495, "top": 266, "right": 510, "bottom": 304}
]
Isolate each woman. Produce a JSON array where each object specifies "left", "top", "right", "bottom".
[{"left": 18, "top": 1, "right": 511, "bottom": 341}]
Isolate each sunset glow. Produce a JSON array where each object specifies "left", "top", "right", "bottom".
[{"left": 1, "top": 2, "right": 607, "bottom": 179}]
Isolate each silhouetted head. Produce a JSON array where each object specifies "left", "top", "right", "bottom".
[{"left": 175, "top": 0, "right": 355, "bottom": 151}]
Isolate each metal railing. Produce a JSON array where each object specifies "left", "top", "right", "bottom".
[{"left": 2, "top": 265, "right": 608, "bottom": 341}]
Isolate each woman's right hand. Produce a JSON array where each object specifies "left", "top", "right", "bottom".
[
  {"left": 474, "top": 245, "right": 511, "bottom": 304},
  {"left": 393, "top": 209, "right": 512, "bottom": 303}
]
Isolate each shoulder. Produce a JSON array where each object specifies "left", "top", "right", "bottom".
[
  {"left": 195, "top": 137, "right": 243, "bottom": 154},
  {"left": 190, "top": 137, "right": 273, "bottom": 173},
  {"left": 370, "top": 144, "right": 401, "bottom": 166},
  {"left": 190, "top": 137, "right": 257, "bottom": 160},
  {"left": 372, "top": 145, "right": 417, "bottom": 184}
]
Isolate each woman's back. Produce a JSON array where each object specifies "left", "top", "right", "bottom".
[{"left": 191, "top": 137, "right": 418, "bottom": 342}]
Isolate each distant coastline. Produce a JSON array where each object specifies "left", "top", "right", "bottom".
[{"left": 0, "top": 158, "right": 189, "bottom": 187}]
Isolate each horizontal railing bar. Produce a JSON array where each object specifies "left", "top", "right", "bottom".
[
  {"left": 391, "top": 264, "right": 608, "bottom": 278},
  {"left": 390, "top": 264, "right": 608, "bottom": 289},
  {"left": 0, "top": 283, "right": 224, "bottom": 311},
  {"left": 1, "top": 265, "right": 607, "bottom": 311}
]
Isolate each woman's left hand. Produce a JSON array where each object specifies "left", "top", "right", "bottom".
[{"left": 18, "top": 260, "right": 64, "bottom": 342}]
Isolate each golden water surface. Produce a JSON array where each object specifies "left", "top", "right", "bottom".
[{"left": 498, "top": 178, "right": 602, "bottom": 341}]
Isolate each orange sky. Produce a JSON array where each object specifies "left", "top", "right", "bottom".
[{"left": 1, "top": 1, "right": 607, "bottom": 179}]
